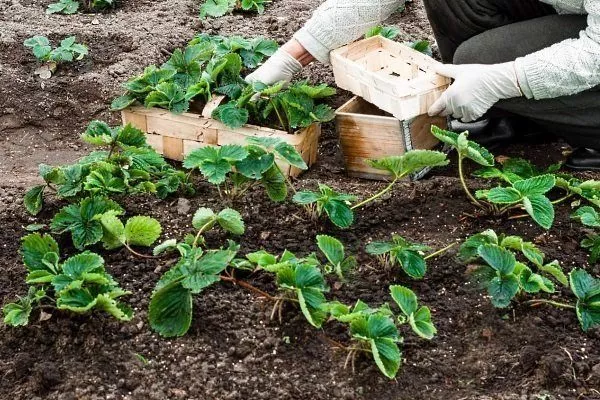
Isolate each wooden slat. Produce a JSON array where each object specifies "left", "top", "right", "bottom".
[
  {"left": 331, "top": 37, "right": 451, "bottom": 120},
  {"left": 120, "top": 107, "right": 320, "bottom": 178},
  {"left": 336, "top": 97, "right": 443, "bottom": 181}
]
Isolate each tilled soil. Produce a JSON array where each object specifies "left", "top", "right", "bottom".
[{"left": 1, "top": 0, "right": 600, "bottom": 399}]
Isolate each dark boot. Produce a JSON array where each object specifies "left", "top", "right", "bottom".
[
  {"left": 449, "top": 117, "right": 517, "bottom": 149},
  {"left": 565, "top": 148, "right": 600, "bottom": 171}
]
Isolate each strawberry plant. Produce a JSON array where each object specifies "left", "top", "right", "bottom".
[
  {"left": 366, "top": 235, "right": 455, "bottom": 279},
  {"left": 293, "top": 150, "right": 449, "bottom": 228},
  {"left": 46, "top": 0, "right": 115, "bottom": 14},
  {"left": 24, "top": 36, "right": 88, "bottom": 63},
  {"left": 460, "top": 230, "right": 567, "bottom": 307},
  {"left": 571, "top": 206, "right": 600, "bottom": 263},
  {"left": 365, "top": 25, "right": 401, "bottom": 40},
  {"left": 23, "top": 121, "right": 191, "bottom": 215},
  {"left": 327, "top": 285, "right": 436, "bottom": 378},
  {"left": 213, "top": 80, "right": 336, "bottom": 132},
  {"left": 3, "top": 233, "right": 132, "bottom": 327},
  {"left": 46, "top": 0, "right": 79, "bottom": 14},
  {"left": 200, "top": 0, "right": 269, "bottom": 18},
  {"left": 431, "top": 126, "right": 565, "bottom": 229},
  {"left": 188, "top": 34, "right": 278, "bottom": 70},
  {"left": 182, "top": 138, "right": 306, "bottom": 201},
  {"left": 316, "top": 235, "right": 357, "bottom": 280},
  {"left": 244, "top": 248, "right": 329, "bottom": 327},
  {"left": 149, "top": 207, "right": 244, "bottom": 336}
]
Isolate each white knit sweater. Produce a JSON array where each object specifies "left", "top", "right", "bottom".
[{"left": 293, "top": 0, "right": 600, "bottom": 100}]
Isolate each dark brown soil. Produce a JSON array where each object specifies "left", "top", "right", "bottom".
[{"left": 1, "top": 1, "right": 600, "bottom": 399}]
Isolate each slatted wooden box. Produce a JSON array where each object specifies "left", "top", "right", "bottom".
[
  {"left": 121, "top": 98, "right": 321, "bottom": 178},
  {"left": 330, "top": 36, "right": 451, "bottom": 120},
  {"left": 335, "top": 96, "right": 447, "bottom": 180}
]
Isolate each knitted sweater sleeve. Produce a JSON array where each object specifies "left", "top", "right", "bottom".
[
  {"left": 515, "top": 0, "right": 600, "bottom": 99},
  {"left": 293, "top": 0, "right": 405, "bottom": 65}
]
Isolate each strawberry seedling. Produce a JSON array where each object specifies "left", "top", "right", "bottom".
[
  {"left": 200, "top": 0, "right": 269, "bottom": 18},
  {"left": 293, "top": 150, "right": 448, "bottom": 228},
  {"left": 46, "top": 0, "right": 79, "bottom": 14},
  {"left": 316, "top": 235, "right": 357, "bottom": 280},
  {"left": 327, "top": 285, "right": 436, "bottom": 379},
  {"left": 149, "top": 207, "right": 244, "bottom": 337},
  {"left": 431, "top": 126, "right": 563, "bottom": 229},
  {"left": 244, "top": 249, "right": 329, "bottom": 327},
  {"left": 460, "top": 230, "right": 567, "bottom": 307},
  {"left": 23, "top": 121, "right": 191, "bottom": 215},
  {"left": 24, "top": 35, "right": 88, "bottom": 63},
  {"left": 2, "top": 233, "right": 132, "bottom": 327},
  {"left": 366, "top": 235, "right": 455, "bottom": 279},
  {"left": 571, "top": 206, "right": 600, "bottom": 263},
  {"left": 183, "top": 137, "right": 306, "bottom": 202}
]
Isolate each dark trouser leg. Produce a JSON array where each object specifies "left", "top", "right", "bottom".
[
  {"left": 451, "top": 14, "right": 600, "bottom": 148},
  {"left": 422, "top": 0, "right": 555, "bottom": 63}
]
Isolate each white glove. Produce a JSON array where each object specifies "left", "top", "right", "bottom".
[
  {"left": 245, "top": 48, "right": 303, "bottom": 86},
  {"left": 428, "top": 62, "right": 523, "bottom": 123}
]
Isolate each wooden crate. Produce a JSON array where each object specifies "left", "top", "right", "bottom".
[
  {"left": 335, "top": 96, "right": 447, "bottom": 180},
  {"left": 330, "top": 36, "right": 451, "bottom": 120},
  {"left": 121, "top": 97, "right": 321, "bottom": 178}
]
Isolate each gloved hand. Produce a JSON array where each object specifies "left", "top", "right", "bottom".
[
  {"left": 245, "top": 48, "right": 303, "bottom": 86},
  {"left": 428, "top": 62, "right": 523, "bottom": 122}
]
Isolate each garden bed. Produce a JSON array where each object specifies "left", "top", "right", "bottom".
[{"left": 1, "top": 0, "right": 600, "bottom": 399}]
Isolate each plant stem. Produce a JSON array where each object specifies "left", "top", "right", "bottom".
[
  {"left": 270, "top": 99, "right": 289, "bottom": 133},
  {"left": 423, "top": 242, "right": 457, "bottom": 260},
  {"left": 192, "top": 219, "right": 215, "bottom": 248},
  {"left": 552, "top": 194, "right": 573, "bottom": 205},
  {"left": 458, "top": 155, "right": 483, "bottom": 208},
  {"left": 124, "top": 244, "right": 161, "bottom": 259},
  {"left": 525, "top": 299, "right": 575, "bottom": 309},
  {"left": 275, "top": 163, "right": 297, "bottom": 194},
  {"left": 351, "top": 178, "right": 399, "bottom": 210},
  {"left": 219, "top": 275, "right": 276, "bottom": 301}
]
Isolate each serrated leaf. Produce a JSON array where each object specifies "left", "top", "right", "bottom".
[
  {"left": 477, "top": 244, "right": 516, "bottom": 276},
  {"left": 486, "top": 187, "right": 522, "bottom": 204},
  {"left": 366, "top": 150, "right": 448, "bottom": 179},
  {"left": 212, "top": 102, "right": 249, "bottom": 129},
  {"left": 261, "top": 164, "right": 287, "bottom": 202},
  {"left": 523, "top": 194, "right": 554, "bottom": 230},
  {"left": 408, "top": 306, "right": 437, "bottom": 339},
  {"left": 397, "top": 250, "right": 426, "bottom": 279},
  {"left": 488, "top": 275, "right": 519, "bottom": 308},
  {"left": 572, "top": 206, "right": 600, "bottom": 228},
  {"left": 124, "top": 216, "right": 162, "bottom": 247},
  {"left": 21, "top": 233, "right": 59, "bottom": 272},
  {"left": 149, "top": 282, "right": 193, "bottom": 337},
  {"left": 513, "top": 175, "right": 555, "bottom": 197},
  {"left": 316, "top": 235, "right": 345, "bottom": 266},
  {"left": 24, "top": 185, "right": 45, "bottom": 215},
  {"left": 192, "top": 207, "right": 217, "bottom": 230},
  {"left": 100, "top": 213, "right": 126, "bottom": 249},
  {"left": 390, "top": 285, "right": 418, "bottom": 316},
  {"left": 217, "top": 208, "right": 245, "bottom": 234}
]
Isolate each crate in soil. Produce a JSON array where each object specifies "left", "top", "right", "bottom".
[
  {"left": 121, "top": 101, "right": 321, "bottom": 178},
  {"left": 330, "top": 36, "right": 451, "bottom": 120},
  {"left": 335, "top": 96, "right": 447, "bottom": 180}
]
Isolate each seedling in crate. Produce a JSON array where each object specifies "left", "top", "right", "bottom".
[
  {"left": 365, "top": 25, "right": 401, "bottom": 40},
  {"left": 293, "top": 150, "right": 449, "bottom": 228},
  {"left": 327, "top": 285, "right": 436, "bottom": 378},
  {"left": 431, "top": 126, "right": 561, "bottom": 229},
  {"left": 213, "top": 80, "right": 336, "bottom": 133},
  {"left": 23, "top": 121, "right": 191, "bottom": 215},
  {"left": 182, "top": 137, "right": 307, "bottom": 201},
  {"left": 366, "top": 234, "right": 455, "bottom": 279},
  {"left": 200, "top": 0, "right": 269, "bottom": 18},
  {"left": 149, "top": 206, "right": 244, "bottom": 337},
  {"left": 188, "top": 34, "right": 278, "bottom": 69},
  {"left": 316, "top": 235, "right": 357, "bottom": 280},
  {"left": 2, "top": 233, "right": 132, "bottom": 327}
]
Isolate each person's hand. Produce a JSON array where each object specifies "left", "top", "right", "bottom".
[
  {"left": 245, "top": 48, "right": 303, "bottom": 86},
  {"left": 428, "top": 62, "right": 523, "bottom": 122}
]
